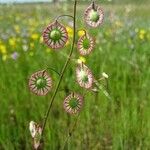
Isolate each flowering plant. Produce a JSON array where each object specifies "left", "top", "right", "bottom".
[{"left": 28, "top": 1, "right": 106, "bottom": 149}]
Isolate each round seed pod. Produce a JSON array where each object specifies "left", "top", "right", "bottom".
[
  {"left": 77, "top": 33, "right": 95, "bottom": 56},
  {"left": 76, "top": 63, "right": 94, "bottom": 89},
  {"left": 63, "top": 93, "right": 84, "bottom": 115},
  {"left": 28, "top": 70, "right": 52, "bottom": 96},
  {"left": 84, "top": 2, "right": 104, "bottom": 28},
  {"left": 43, "top": 20, "right": 68, "bottom": 49}
]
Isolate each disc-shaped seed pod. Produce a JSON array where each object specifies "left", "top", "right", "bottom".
[
  {"left": 63, "top": 93, "right": 84, "bottom": 115},
  {"left": 84, "top": 2, "right": 104, "bottom": 28},
  {"left": 43, "top": 20, "right": 68, "bottom": 49},
  {"left": 77, "top": 33, "right": 95, "bottom": 56},
  {"left": 76, "top": 63, "right": 94, "bottom": 89},
  {"left": 28, "top": 70, "right": 52, "bottom": 96}
]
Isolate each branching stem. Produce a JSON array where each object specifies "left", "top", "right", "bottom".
[
  {"left": 46, "top": 67, "right": 60, "bottom": 76},
  {"left": 56, "top": 15, "right": 74, "bottom": 21},
  {"left": 61, "top": 114, "right": 80, "bottom": 150},
  {"left": 41, "top": 0, "right": 78, "bottom": 137}
]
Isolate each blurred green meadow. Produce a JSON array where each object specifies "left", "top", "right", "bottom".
[{"left": 0, "top": 2, "right": 150, "bottom": 150}]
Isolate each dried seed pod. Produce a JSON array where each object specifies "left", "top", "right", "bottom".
[
  {"left": 43, "top": 20, "right": 68, "bottom": 49},
  {"left": 63, "top": 93, "right": 84, "bottom": 114},
  {"left": 28, "top": 70, "right": 52, "bottom": 96},
  {"left": 77, "top": 33, "right": 95, "bottom": 56},
  {"left": 76, "top": 63, "right": 94, "bottom": 89},
  {"left": 29, "top": 121, "right": 42, "bottom": 150},
  {"left": 84, "top": 2, "right": 104, "bottom": 28}
]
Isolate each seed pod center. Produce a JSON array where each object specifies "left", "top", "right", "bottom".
[
  {"left": 80, "top": 70, "right": 89, "bottom": 83},
  {"left": 69, "top": 98, "right": 79, "bottom": 109},
  {"left": 49, "top": 29, "right": 62, "bottom": 41},
  {"left": 36, "top": 77, "right": 47, "bottom": 89},
  {"left": 83, "top": 38, "right": 90, "bottom": 49},
  {"left": 89, "top": 10, "right": 99, "bottom": 22}
]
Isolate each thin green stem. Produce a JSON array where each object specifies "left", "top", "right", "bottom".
[
  {"left": 61, "top": 114, "right": 80, "bottom": 150},
  {"left": 94, "top": 79, "right": 112, "bottom": 100},
  {"left": 56, "top": 15, "right": 74, "bottom": 21},
  {"left": 41, "top": 0, "right": 78, "bottom": 136},
  {"left": 46, "top": 67, "right": 60, "bottom": 76},
  {"left": 92, "top": 1, "right": 96, "bottom": 10}
]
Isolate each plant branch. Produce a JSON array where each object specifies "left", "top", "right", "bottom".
[
  {"left": 61, "top": 114, "right": 80, "bottom": 150},
  {"left": 46, "top": 67, "right": 60, "bottom": 76},
  {"left": 41, "top": 0, "right": 78, "bottom": 137},
  {"left": 56, "top": 15, "right": 74, "bottom": 21}
]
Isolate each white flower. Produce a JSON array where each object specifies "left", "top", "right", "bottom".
[
  {"left": 102, "top": 72, "right": 109, "bottom": 79},
  {"left": 29, "top": 121, "right": 42, "bottom": 149},
  {"left": 29, "top": 121, "right": 37, "bottom": 138}
]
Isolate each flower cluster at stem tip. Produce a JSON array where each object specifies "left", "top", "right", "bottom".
[{"left": 28, "top": 1, "right": 104, "bottom": 149}]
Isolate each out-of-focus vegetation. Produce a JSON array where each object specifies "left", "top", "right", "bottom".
[{"left": 0, "top": 2, "right": 150, "bottom": 150}]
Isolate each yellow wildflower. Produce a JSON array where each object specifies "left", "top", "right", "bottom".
[
  {"left": 78, "top": 30, "right": 85, "bottom": 37},
  {"left": 139, "top": 29, "right": 146, "bottom": 40},
  {"left": 31, "top": 33, "right": 39, "bottom": 40},
  {"left": 139, "top": 34, "right": 144, "bottom": 40},
  {"left": 140, "top": 29, "right": 146, "bottom": 35},
  {"left": 2, "top": 54, "right": 8, "bottom": 61},
  {"left": 9, "top": 38, "right": 16, "bottom": 47},
  {"left": 0, "top": 45, "right": 7, "bottom": 54},
  {"left": 66, "top": 26, "right": 73, "bottom": 38},
  {"left": 77, "top": 56, "right": 86, "bottom": 64}
]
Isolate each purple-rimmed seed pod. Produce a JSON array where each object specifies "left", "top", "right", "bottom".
[
  {"left": 84, "top": 2, "right": 104, "bottom": 28},
  {"left": 28, "top": 70, "right": 52, "bottom": 96},
  {"left": 43, "top": 20, "right": 68, "bottom": 49},
  {"left": 76, "top": 63, "right": 94, "bottom": 89},
  {"left": 77, "top": 33, "right": 95, "bottom": 56},
  {"left": 63, "top": 93, "right": 83, "bottom": 115}
]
